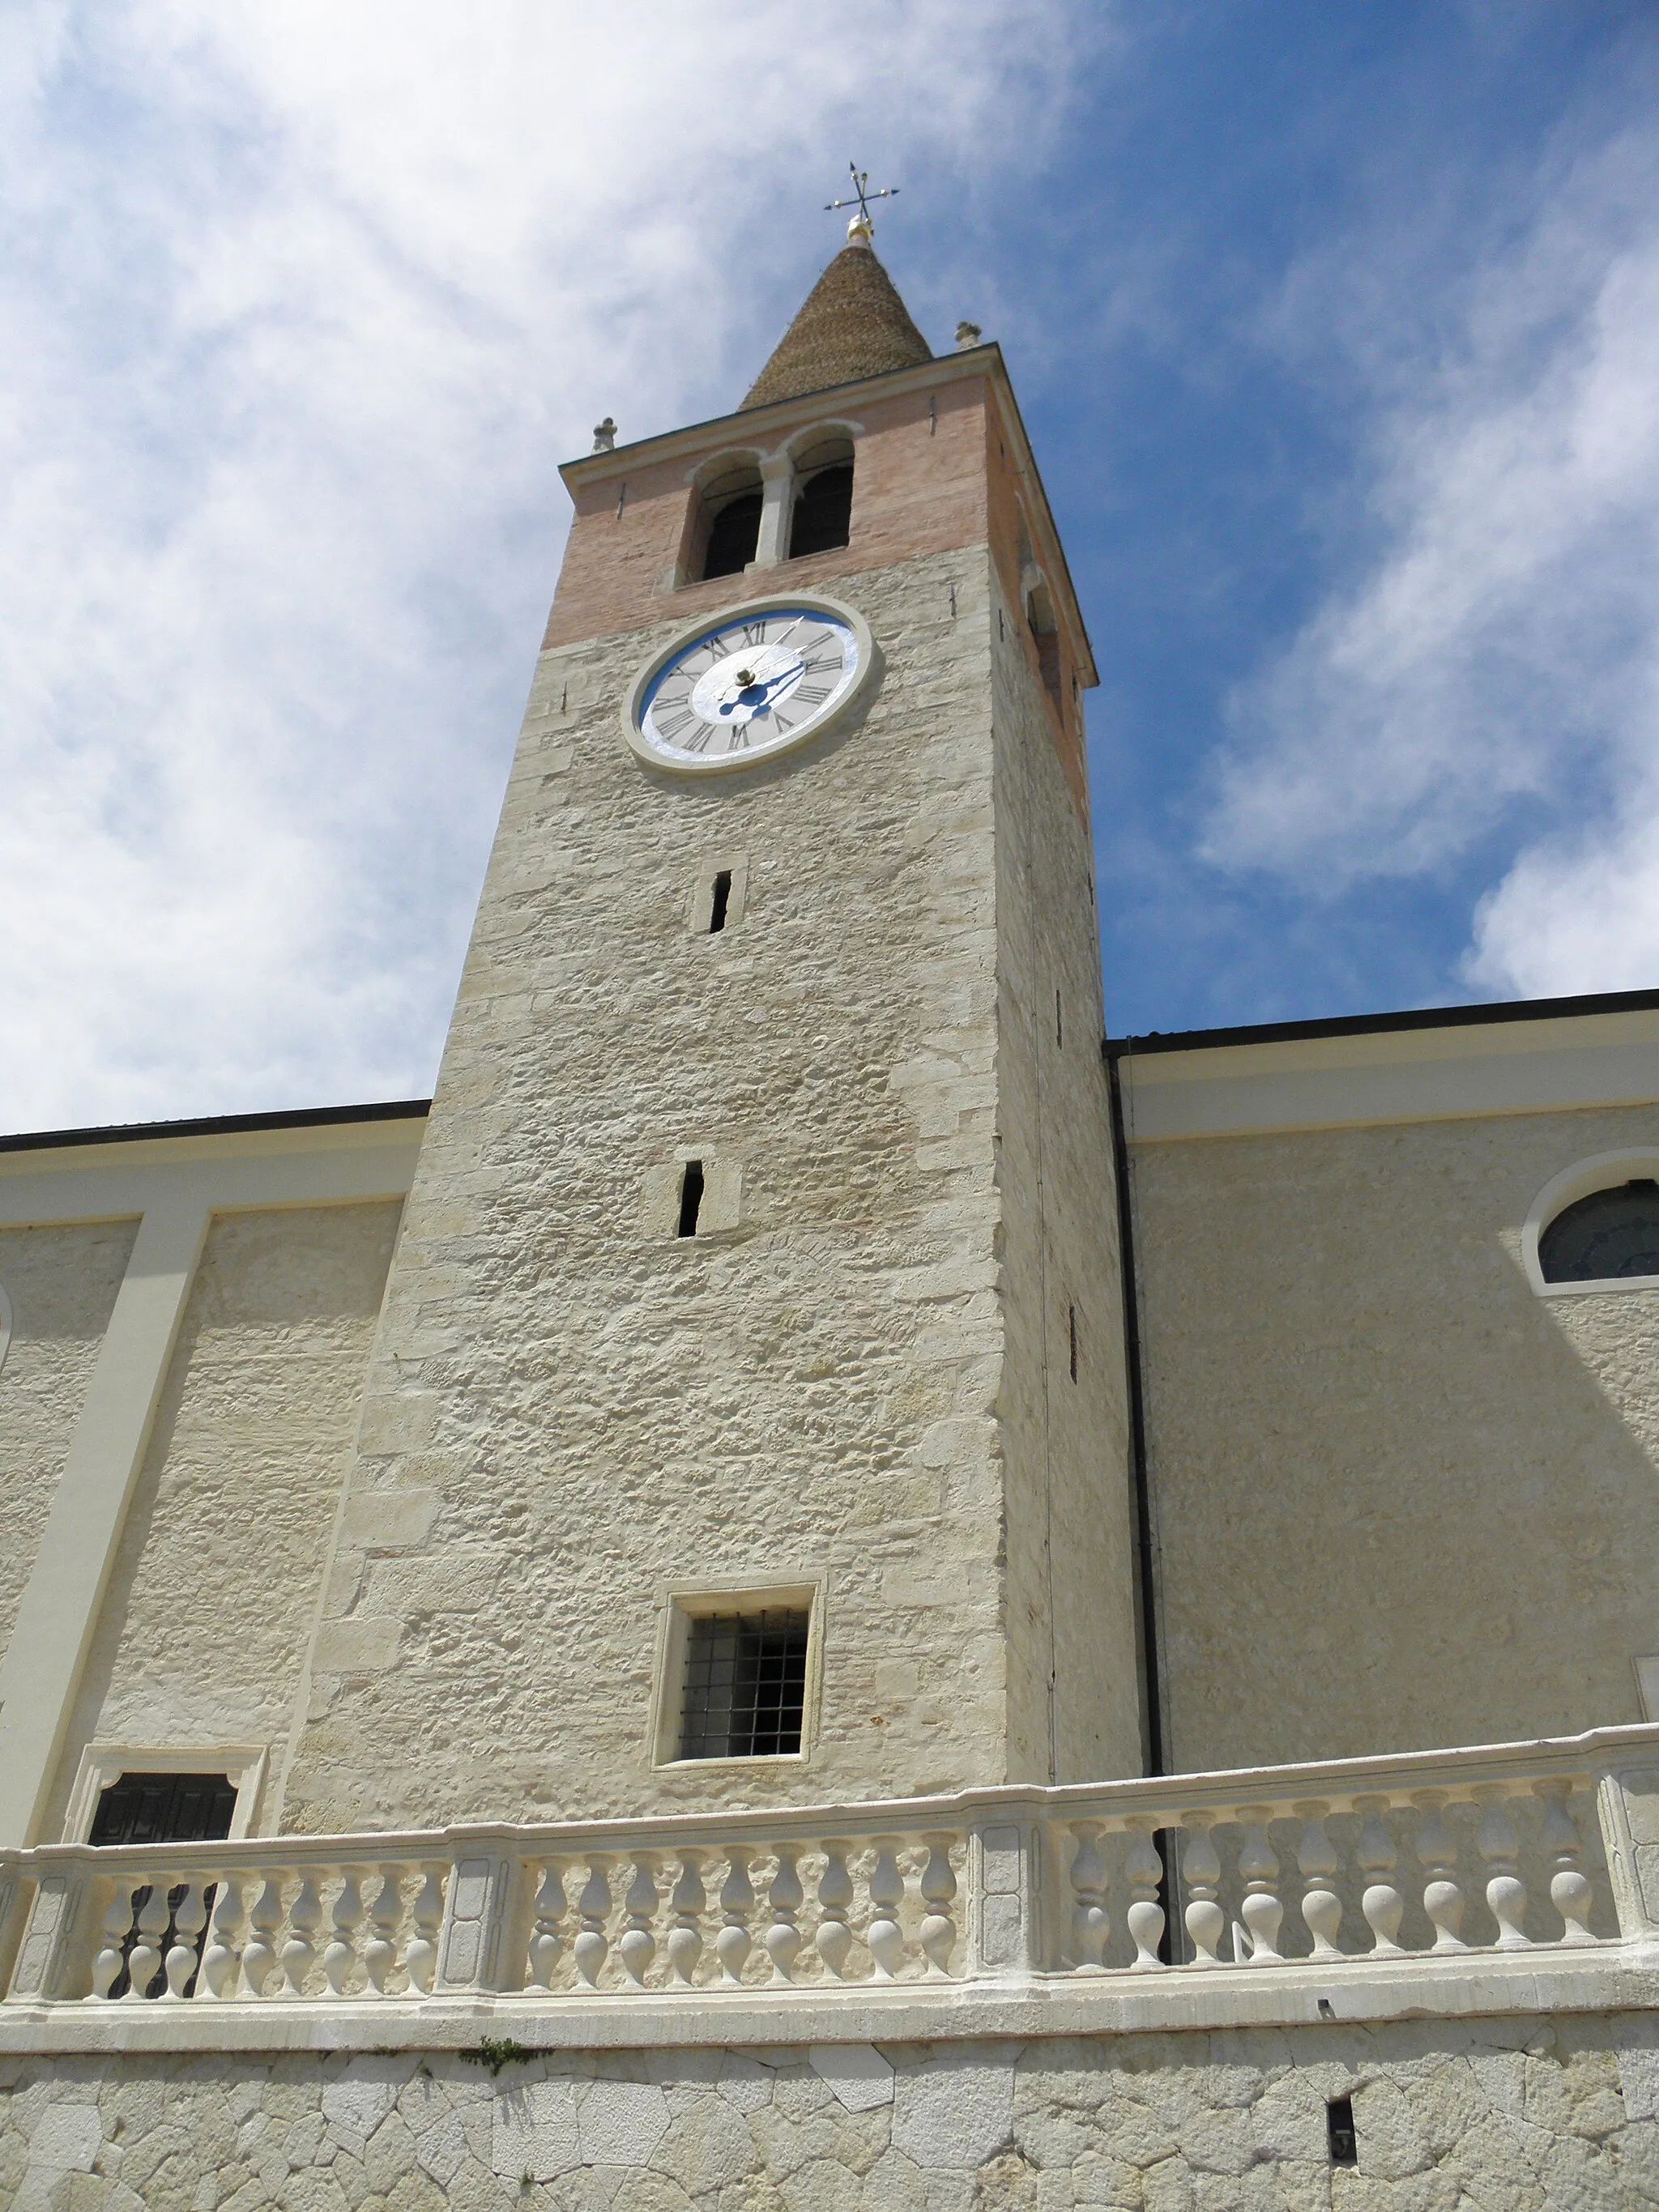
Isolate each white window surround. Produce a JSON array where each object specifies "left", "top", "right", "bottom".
[
  {"left": 1522, "top": 1149, "right": 1659, "bottom": 1298},
  {"left": 647, "top": 1573, "right": 826, "bottom": 1771},
  {"left": 0, "top": 1280, "right": 11, "bottom": 1379},
  {"left": 61, "top": 1742, "right": 268, "bottom": 1845},
  {"left": 679, "top": 420, "right": 864, "bottom": 583},
  {"left": 1636, "top": 1657, "right": 1659, "bottom": 1724}
]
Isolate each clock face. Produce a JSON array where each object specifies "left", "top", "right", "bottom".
[{"left": 625, "top": 599, "right": 870, "bottom": 774}]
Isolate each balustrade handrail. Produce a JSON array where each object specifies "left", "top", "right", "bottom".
[
  {"left": 1, "top": 1724, "right": 1654, "bottom": 2013},
  {"left": 6, "top": 1720, "right": 1653, "bottom": 1880}
]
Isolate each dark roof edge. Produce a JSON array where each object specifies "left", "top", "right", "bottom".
[
  {"left": 0, "top": 1098, "right": 431, "bottom": 1157},
  {"left": 1106, "top": 985, "right": 1659, "bottom": 1059}
]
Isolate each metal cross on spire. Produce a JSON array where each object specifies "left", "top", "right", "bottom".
[{"left": 825, "top": 162, "right": 900, "bottom": 241}]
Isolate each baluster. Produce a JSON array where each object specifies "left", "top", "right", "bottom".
[
  {"left": 717, "top": 1851, "right": 754, "bottom": 1985},
  {"left": 164, "top": 1881, "right": 209, "bottom": 1999},
  {"left": 322, "top": 1872, "right": 365, "bottom": 1997},
  {"left": 362, "top": 1866, "right": 404, "bottom": 1995},
  {"left": 1355, "top": 1797, "right": 1405, "bottom": 1954},
  {"left": 240, "top": 1875, "right": 284, "bottom": 1997},
  {"left": 814, "top": 1842, "right": 854, "bottom": 1980},
  {"left": 1413, "top": 1794, "right": 1466, "bottom": 1953},
  {"left": 1068, "top": 1824, "right": 1110, "bottom": 1972},
  {"left": 1476, "top": 1792, "right": 1530, "bottom": 1948},
  {"left": 1535, "top": 1781, "right": 1596, "bottom": 1945},
  {"left": 619, "top": 1858, "right": 659, "bottom": 1988},
  {"left": 126, "top": 1882, "right": 170, "bottom": 2001},
  {"left": 1293, "top": 1802, "right": 1343, "bottom": 1960},
  {"left": 404, "top": 1868, "right": 443, "bottom": 1994},
  {"left": 281, "top": 1874, "right": 322, "bottom": 1995},
  {"left": 765, "top": 1848, "right": 804, "bottom": 1984},
  {"left": 919, "top": 1834, "right": 959, "bottom": 1980},
  {"left": 574, "top": 1857, "right": 614, "bottom": 1988},
  {"left": 1179, "top": 1817, "right": 1224, "bottom": 1967},
  {"left": 866, "top": 1841, "right": 906, "bottom": 1979},
  {"left": 666, "top": 1852, "right": 705, "bottom": 1986},
  {"left": 91, "top": 1882, "right": 135, "bottom": 2001},
  {"left": 200, "top": 1875, "right": 244, "bottom": 1999},
  {"left": 527, "top": 1863, "right": 568, "bottom": 1990},
  {"left": 1124, "top": 1822, "right": 1166, "bottom": 1971},
  {"left": 1238, "top": 1813, "right": 1286, "bottom": 1965}
]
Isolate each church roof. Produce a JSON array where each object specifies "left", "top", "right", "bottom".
[{"left": 740, "top": 237, "right": 932, "bottom": 410}]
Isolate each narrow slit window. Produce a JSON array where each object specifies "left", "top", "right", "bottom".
[
  {"left": 1326, "top": 2098, "right": 1357, "bottom": 2167},
  {"left": 709, "top": 870, "right": 731, "bottom": 934},
  {"left": 678, "top": 1609, "right": 809, "bottom": 1758},
  {"left": 676, "top": 1160, "right": 705, "bottom": 1238},
  {"left": 1068, "top": 1303, "right": 1077, "bottom": 1383},
  {"left": 1056, "top": 990, "right": 1063, "bottom": 1048}
]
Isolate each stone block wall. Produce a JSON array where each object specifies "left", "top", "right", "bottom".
[
  {"left": 4, "top": 2013, "right": 1655, "bottom": 2208},
  {"left": 284, "top": 543, "right": 1026, "bottom": 1833},
  {"left": 987, "top": 556, "right": 1139, "bottom": 1787}
]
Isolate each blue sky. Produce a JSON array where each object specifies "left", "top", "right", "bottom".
[{"left": 1, "top": 1, "right": 1657, "bottom": 1125}]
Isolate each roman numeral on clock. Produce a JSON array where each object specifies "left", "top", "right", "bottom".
[
  {"left": 794, "top": 684, "right": 830, "bottom": 707},
  {"left": 656, "top": 708, "right": 694, "bottom": 739}
]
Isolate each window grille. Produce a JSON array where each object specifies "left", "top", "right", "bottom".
[
  {"left": 677, "top": 1609, "right": 809, "bottom": 1759},
  {"left": 1539, "top": 1178, "right": 1659, "bottom": 1283},
  {"left": 88, "top": 1771, "right": 237, "bottom": 1998}
]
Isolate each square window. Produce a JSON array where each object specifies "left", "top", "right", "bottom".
[{"left": 676, "top": 1608, "right": 811, "bottom": 1760}]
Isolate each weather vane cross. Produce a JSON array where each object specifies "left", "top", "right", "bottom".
[{"left": 825, "top": 162, "right": 899, "bottom": 240}]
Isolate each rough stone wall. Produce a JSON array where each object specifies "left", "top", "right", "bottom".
[
  {"left": 987, "top": 544, "right": 1139, "bottom": 1786},
  {"left": 37, "top": 1203, "right": 402, "bottom": 1842},
  {"left": 1132, "top": 1102, "right": 1659, "bottom": 1775},
  {"left": 3, "top": 2012, "right": 1655, "bottom": 2208},
  {"left": 283, "top": 543, "right": 1021, "bottom": 1834},
  {"left": 0, "top": 1220, "right": 137, "bottom": 1661}
]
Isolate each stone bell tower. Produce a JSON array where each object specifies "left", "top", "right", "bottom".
[{"left": 276, "top": 221, "right": 1141, "bottom": 1835}]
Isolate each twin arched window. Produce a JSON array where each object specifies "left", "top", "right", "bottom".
[
  {"left": 1527, "top": 1154, "right": 1659, "bottom": 1292},
  {"left": 689, "top": 432, "right": 855, "bottom": 585}
]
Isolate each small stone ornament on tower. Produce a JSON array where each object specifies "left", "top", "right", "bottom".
[
  {"left": 955, "top": 321, "right": 983, "bottom": 349},
  {"left": 591, "top": 416, "right": 617, "bottom": 454}
]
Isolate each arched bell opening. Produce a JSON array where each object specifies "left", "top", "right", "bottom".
[
  {"left": 691, "top": 458, "right": 765, "bottom": 582},
  {"left": 787, "top": 435, "right": 855, "bottom": 560}
]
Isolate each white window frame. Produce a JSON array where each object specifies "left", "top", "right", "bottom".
[
  {"left": 61, "top": 1743, "right": 268, "bottom": 1845},
  {"left": 648, "top": 1573, "right": 825, "bottom": 1771},
  {"left": 1523, "top": 1149, "right": 1659, "bottom": 1298},
  {"left": 0, "top": 1280, "right": 11, "bottom": 1379}
]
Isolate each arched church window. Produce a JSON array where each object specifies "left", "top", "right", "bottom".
[
  {"left": 1538, "top": 1179, "right": 1659, "bottom": 1285},
  {"left": 787, "top": 436, "right": 854, "bottom": 560},
  {"left": 696, "top": 462, "right": 764, "bottom": 582}
]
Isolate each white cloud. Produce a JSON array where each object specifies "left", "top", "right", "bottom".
[
  {"left": 1201, "top": 121, "right": 1659, "bottom": 999},
  {"left": 0, "top": 0, "right": 1095, "bottom": 1132}
]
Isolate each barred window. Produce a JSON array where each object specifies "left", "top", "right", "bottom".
[{"left": 677, "top": 1609, "right": 809, "bottom": 1759}]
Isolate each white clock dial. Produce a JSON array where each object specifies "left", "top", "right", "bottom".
[{"left": 624, "top": 596, "right": 872, "bottom": 775}]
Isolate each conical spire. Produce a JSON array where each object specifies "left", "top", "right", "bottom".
[{"left": 741, "top": 232, "right": 932, "bottom": 410}]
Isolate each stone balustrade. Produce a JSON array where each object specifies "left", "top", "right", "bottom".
[{"left": 2, "top": 1725, "right": 1658, "bottom": 2022}]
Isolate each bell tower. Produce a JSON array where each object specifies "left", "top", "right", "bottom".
[{"left": 277, "top": 223, "right": 1142, "bottom": 1834}]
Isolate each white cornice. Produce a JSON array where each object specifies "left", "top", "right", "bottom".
[{"left": 1120, "top": 1005, "right": 1659, "bottom": 1141}]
